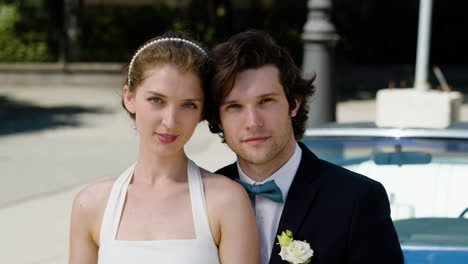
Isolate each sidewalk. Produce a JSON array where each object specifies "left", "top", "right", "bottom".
[{"left": 0, "top": 83, "right": 467, "bottom": 264}]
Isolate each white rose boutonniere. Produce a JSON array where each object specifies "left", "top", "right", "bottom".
[{"left": 277, "top": 230, "right": 313, "bottom": 264}]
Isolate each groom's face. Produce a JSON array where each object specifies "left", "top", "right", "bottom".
[{"left": 219, "top": 65, "right": 299, "bottom": 167}]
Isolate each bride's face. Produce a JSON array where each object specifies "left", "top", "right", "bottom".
[{"left": 124, "top": 63, "right": 204, "bottom": 155}]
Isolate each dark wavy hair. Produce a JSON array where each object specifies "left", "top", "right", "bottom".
[{"left": 206, "top": 30, "right": 315, "bottom": 140}]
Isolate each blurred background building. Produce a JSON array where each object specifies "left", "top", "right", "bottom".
[{"left": 1, "top": 0, "right": 467, "bottom": 99}]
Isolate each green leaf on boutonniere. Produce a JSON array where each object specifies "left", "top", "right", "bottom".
[{"left": 277, "top": 229, "right": 294, "bottom": 247}]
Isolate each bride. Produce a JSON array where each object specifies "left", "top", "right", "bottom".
[{"left": 68, "top": 32, "right": 259, "bottom": 264}]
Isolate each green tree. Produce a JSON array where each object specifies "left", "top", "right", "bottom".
[{"left": 0, "top": 1, "right": 50, "bottom": 62}]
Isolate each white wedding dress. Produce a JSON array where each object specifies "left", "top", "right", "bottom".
[{"left": 97, "top": 160, "right": 220, "bottom": 264}]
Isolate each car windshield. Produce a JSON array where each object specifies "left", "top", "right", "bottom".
[{"left": 302, "top": 137, "right": 468, "bottom": 247}]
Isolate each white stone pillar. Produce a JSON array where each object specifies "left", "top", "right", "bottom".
[{"left": 302, "top": 0, "right": 339, "bottom": 127}]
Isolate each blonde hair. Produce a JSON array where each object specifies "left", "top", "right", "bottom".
[{"left": 122, "top": 32, "right": 210, "bottom": 120}]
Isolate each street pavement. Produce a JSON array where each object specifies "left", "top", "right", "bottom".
[{"left": 0, "top": 83, "right": 467, "bottom": 264}]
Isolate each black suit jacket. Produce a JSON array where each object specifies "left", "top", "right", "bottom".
[{"left": 216, "top": 141, "right": 403, "bottom": 264}]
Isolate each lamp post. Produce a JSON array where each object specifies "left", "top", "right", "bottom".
[
  {"left": 302, "top": 0, "right": 339, "bottom": 127},
  {"left": 64, "top": 0, "right": 81, "bottom": 63},
  {"left": 414, "top": 0, "right": 433, "bottom": 91}
]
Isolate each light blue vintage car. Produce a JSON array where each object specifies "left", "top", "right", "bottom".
[{"left": 301, "top": 122, "right": 468, "bottom": 264}]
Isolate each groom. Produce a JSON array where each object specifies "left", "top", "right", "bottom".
[{"left": 207, "top": 30, "right": 403, "bottom": 264}]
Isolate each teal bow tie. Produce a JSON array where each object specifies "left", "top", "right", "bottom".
[{"left": 235, "top": 179, "right": 283, "bottom": 203}]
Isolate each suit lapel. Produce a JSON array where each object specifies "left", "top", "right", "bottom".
[
  {"left": 215, "top": 162, "right": 239, "bottom": 180},
  {"left": 216, "top": 145, "right": 323, "bottom": 264},
  {"left": 269, "top": 142, "right": 321, "bottom": 264}
]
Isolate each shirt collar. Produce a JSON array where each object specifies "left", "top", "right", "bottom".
[{"left": 237, "top": 142, "right": 302, "bottom": 201}]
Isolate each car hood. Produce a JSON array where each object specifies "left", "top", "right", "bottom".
[{"left": 403, "top": 245, "right": 468, "bottom": 264}]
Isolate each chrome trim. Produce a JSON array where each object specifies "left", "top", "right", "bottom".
[
  {"left": 304, "top": 128, "right": 468, "bottom": 139},
  {"left": 402, "top": 245, "right": 468, "bottom": 252}
]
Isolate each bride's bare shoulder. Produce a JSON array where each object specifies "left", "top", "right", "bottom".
[
  {"left": 71, "top": 177, "right": 116, "bottom": 221},
  {"left": 70, "top": 176, "right": 118, "bottom": 245},
  {"left": 200, "top": 168, "right": 249, "bottom": 203}
]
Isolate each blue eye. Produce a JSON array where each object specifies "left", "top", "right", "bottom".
[
  {"left": 150, "top": 97, "right": 162, "bottom": 103},
  {"left": 183, "top": 103, "right": 197, "bottom": 109}
]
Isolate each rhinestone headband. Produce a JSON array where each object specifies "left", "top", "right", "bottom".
[{"left": 127, "top": 37, "right": 208, "bottom": 86}]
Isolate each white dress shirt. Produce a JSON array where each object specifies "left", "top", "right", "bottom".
[{"left": 237, "top": 143, "right": 302, "bottom": 264}]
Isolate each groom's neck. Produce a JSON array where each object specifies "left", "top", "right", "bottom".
[
  {"left": 239, "top": 161, "right": 281, "bottom": 182},
  {"left": 237, "top": 140, "right": 297, "bottom": 182}
]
